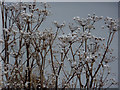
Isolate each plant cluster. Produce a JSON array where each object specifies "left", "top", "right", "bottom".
[{"left": 0, "top": 2, "right": 118, "bottom": 89}]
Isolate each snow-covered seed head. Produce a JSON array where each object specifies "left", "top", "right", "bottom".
[
  {"left": 93, "top": 12, "right": 95, "bottom": 15},
  {"left": 108, "top": 71, "right": 111, "bottom": 74},
  {"left": 103, "top": 64, "right": 109, "bottom": 68},
  {"left": 73, "top": 17, "right": 76, "bottom": 20},
  {"left": 25, "top": 82, "right": 30, "bottom": 87},
  {"left": 100, "top": 16, "right": 103, "bottom": 19},
  {"left": 0, "top": 39, "right": 4, "bottom": 43},
  {"left": 78, "top": 27, "right": 80, "bottom": 30},
  {"left": 88, "top": 14, "right": 91, "bottom": 17},
  {"left": 101, "top": 26, "right": 104, "bottom": 29},
  {"left": 76, "top": 16, "right": 80, "bottom": 20},
  {"left": 53, "top": 21, "right": 57, "bottom": 24},
  {"left": 104, "top": 17, "right": 118, "bottom": 31},
  {"left": 3, "top": 28, "right": 9, "bottom": 33}
]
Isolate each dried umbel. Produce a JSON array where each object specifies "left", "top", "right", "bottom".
[
  {"left": 102, "top": 17, "right": 118, "bottom": 32},
  {"left": 0, "top": 2, "right": 118, "bottom": 89},
  {"left": 53, "top": 21, "right": 65, "bottom": 29}
]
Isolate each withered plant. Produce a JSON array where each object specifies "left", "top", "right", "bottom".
[{"left": 0, "top": 2, "right": 118, "bottom": 89}]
